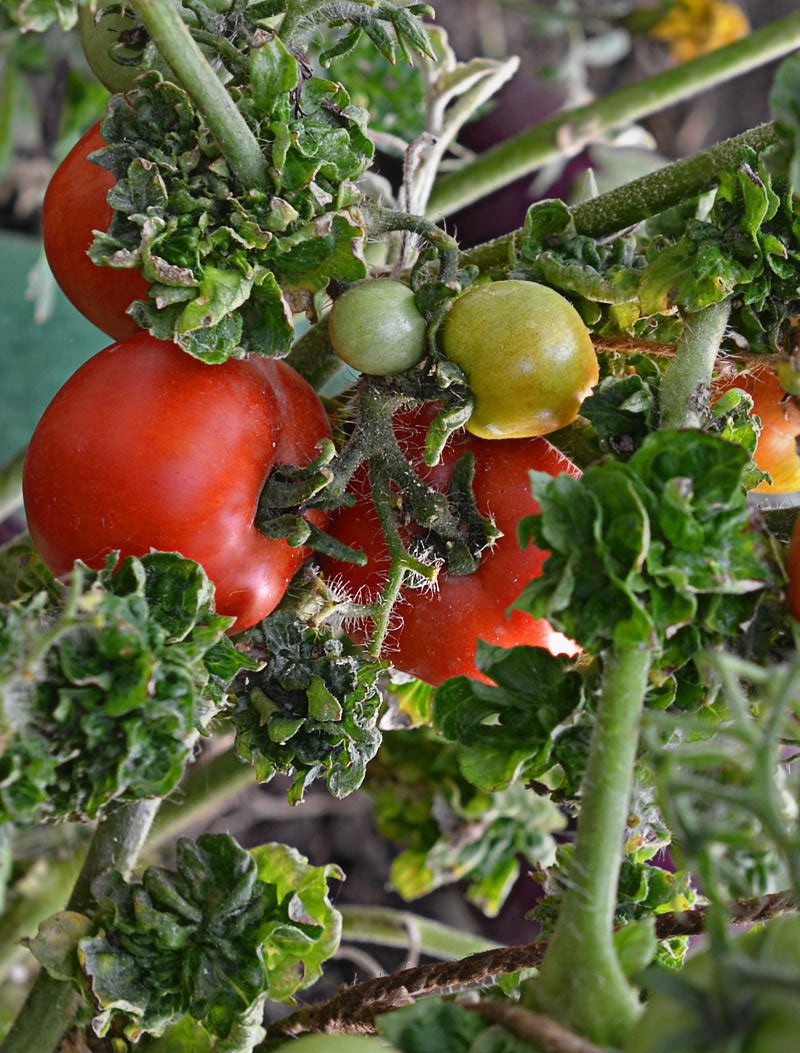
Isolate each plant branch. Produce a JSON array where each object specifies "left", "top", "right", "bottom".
[
  {"left": 0, "top": 448, "right": 24, "bottom": 523},
  {"left": 462, "top": 122, "right": 781, "bottom": 273},
  {"left": 339, "top": 905, "right": 502, "bottom": 960},
  {"left": 427, "top": 12, "right": 800, "bottom": 219},
  {"left": 128, "top": 0, "right": 268, "bottom": 190},
  {"left": 659, "top": 299, "right": 732, "bottom": 429},
  {"left": 527, "top": 645, "right": 651, "bottom": 1047},
  {"left": 468, "top": 1001, "right": 606, "bottom": 1053},
  {"left": 263, "top": 890, "right": 795, "bottom": 1040},
  {"left": 0, "top": 799, "right": 160, "bottom": 1053}
]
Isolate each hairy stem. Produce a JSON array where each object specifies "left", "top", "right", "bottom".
[
  {"left": 128, "top": 0, "right": 268, "bottom": 190},
  {"left": 527, "top": 645, "right": 651, "bottom": 1047},
  {"left": 659, "top": 300, "right": 732, "bottom": 430},
  {"left": 0, "top": 799, "right": 160, "bottom": 1053},
  {"left": 427, "top": 12, "right": 800, "bottom": 219}
]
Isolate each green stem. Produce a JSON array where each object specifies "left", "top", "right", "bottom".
[
  {"left": 527, "top": 645, "right": 652, "bottom": 1047},
  {"left": 0, "top": 799, "right": 160, "bottom": 1053},
  {"left": 128, "top": 0, "right": 268, "bottom": 190},
  {"left": 339, "top": 905, "right": 501, "bottom": 960},
  {"left": 427, "top": 13, "right": 800, "bottom": 220},
  {"left": 659, "top": 300, "right": 732, "bottom": 430},
  {"left": 0, "top": 448, "right": 24, "bottom": 523},
  {"left": 279, "top": 0, "right": 328, "bottom": 43},
  {"left": 462, "top": 122, "right": 782, "bottom": 272},
  {"left": 147, "top": 745, "right": 253, "bottom": 853}
]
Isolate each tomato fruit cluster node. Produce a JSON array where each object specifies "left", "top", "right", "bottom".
[
  {"left": 441, "top": 279, "right": 599, "bottom": 439},
  {"left": 23, "top": 335, "right": 332, "bottom": 632}
]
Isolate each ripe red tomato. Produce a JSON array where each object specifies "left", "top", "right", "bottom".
[
  {"left": 714, "top": 369, "right": 800, "bottom": 493},
  {"left": 42, "top": 121, "right": 150, "bottom": 341},
  {"left": 22, "top": 334, "right": 331, "bottom": 632},
  {"left": 322, "top": 408, "right": 580, "bottom": 685}
]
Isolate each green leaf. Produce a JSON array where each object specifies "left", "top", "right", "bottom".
[
  {"left": 771, "top": 54, "right": 800, "bottom": 193},
  {"left": 250, "top": 37, "right": 299, "bottom": 113},
  {"left": 76, "top": 834, "right": 342, "bottom": 1040},
  {"left": 0, "top": 554, "right": 255, "bottom": 825},
  {"left": 515, "top": 429, "right": 775, "bottom": 664},
  {"left": 231, "top": 611, "right": 385, "bottom": 801}
]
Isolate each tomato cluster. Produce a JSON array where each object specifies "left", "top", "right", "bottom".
[{"left": 322, "top": 406, "right": 581, "bottom": 685}]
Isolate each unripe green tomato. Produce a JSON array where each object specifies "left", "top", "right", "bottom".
[
  {"left": 276, "top": 1034, "right": 393, "bottom": 1051},
  {"left": 329, "top": 279, "right": 427, "bottom": 376},
  {"left": 441, "top": 279, "right": 599, "bottom": 439},
  {"left": 78, "top": 3, "right": 170, "bottom": 93}
]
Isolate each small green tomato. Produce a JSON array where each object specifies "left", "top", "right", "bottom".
[
  {"left": 441, "top": 279, "right": 599, "bottom": 439},
  {"left": 329, "top": 279, "right": 427, "bottom": 376}
]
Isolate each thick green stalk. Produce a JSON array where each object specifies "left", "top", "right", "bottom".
[
  {"left": 0, "top": 799, "right": 160, "bottom": 1053},
  {"left": 427, "top": 13, "right": 800, "bottom": 220},
  {"left": 659, "top": 300, "right": 732, "bottom": 429},
  {"left": 526, "top": 645, "right": 652, "bottom": 1047},
  {"left": 462, "top": 122, "right": 782, "bottom": 272},
  {"left": 128, "top": 0, "right": 268, "bottom": 190}
]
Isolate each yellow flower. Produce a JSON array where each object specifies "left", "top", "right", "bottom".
[{"left": 649, "top": 0, "right": 750, "bottom": 62}]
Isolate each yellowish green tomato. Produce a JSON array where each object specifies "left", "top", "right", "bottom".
[
  {"left": 441, "top": 279, "right": 599, "bottom": 439},
  {"left": 329, "top": 279, "right": 427, "bottom": 376},
  {"left": 78, "top": 3, "right": 169, "bottom": 93}
]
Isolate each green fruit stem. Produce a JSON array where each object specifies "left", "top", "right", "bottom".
[
  {"left": 127, "top": 0, "right": 268, "bottom": 191},
  {"left": 658, "top": 300, "right": 732, "bottom": 430},
  {"left": 427, "top": 12, "right": 800, "bottom": 221},
  {"left": 339, "top": 905, "right": 501, "bottom": 960},
  {"left": 527, "top": 645, "right": 651, "bottom": 1047},
  {"left": 0, "top": 799, "right": 160, "bottom": 1053}
]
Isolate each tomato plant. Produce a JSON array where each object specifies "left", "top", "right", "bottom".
[
  {"left": 41, "top": 121, "right": 150, "bottom": 341},
  {"left": 714, "top": 369, "right": 800, "bottom": 492},
  {"left": 440, "top": 279, "right": 599, "bottom": 439},
  {"left": 322, "top": 407, "right": 580, "bottom": 685},
  {"left": 22, "top": 333, "right": 331, "bottom": 631},
  {"left": 329, "top": 279, "right": 427, "bottom": 375}
]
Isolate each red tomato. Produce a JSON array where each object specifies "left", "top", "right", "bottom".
[
  {"left": 22, "top": 334, "right": 331, "bottom": 632},
  {"left": 42, "top": 121, "right": 150, "bottom": 341},
  {"left": 715, "top": 370, "right": 800, "bottom": 493},
  {"left": 323, "top": 409, "right": 580, "bottom": 685}
]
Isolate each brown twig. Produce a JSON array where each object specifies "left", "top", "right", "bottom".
[
  {"left": 267, "top": 891, "right": 797, "bottom": 1040},
  {"left": 467, "top": 1001, "right": 605, "bottom": 1053}
]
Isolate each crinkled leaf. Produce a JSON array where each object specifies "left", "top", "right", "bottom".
[
  {"left": 433, "top": 643, "right": 584, "bottom": 791},
  {"left": 75, "top": 833, "right": 341, "bottom": 1040},
  {"left": 368, "top": 728, "right": 563, "bottom": 917},
  {"left": 0, "top": 554, "right": 256, "bottom": 825},
  {"left": 377, "top": 997, "right": 532, "bottom": 1053},
  {"left": 231, "top": 611, "right": 385, "bottom": 802},
  {"left": 516, "top": 429, "right": 775, "bottom": 663}
]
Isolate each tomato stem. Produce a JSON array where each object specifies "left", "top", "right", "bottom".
[
  {"left": 0, "top": 799, "right": 161, "bottom": 1053},
  {"left": 659, "top": 300, "right": 732, "bottom": 429},
  {"left": 127, "top": 0, "right": 268, "bottom": 191},
  {"left": 525, "top": 644, "right": 651, "bottom": 1046},
  {"left": 427, "top": 12, "right": 800, "bottom": 221}
]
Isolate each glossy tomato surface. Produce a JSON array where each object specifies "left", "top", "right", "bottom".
[
  {"left": 23, "top": 334, "right": 331, "bottom": 632},
  {"left": 715, "top": 369, "right": 800, "bottom": 493},
  {"left": 329, "top": 279, "right": 427, "bottom": 375},
  {"left": 42, "top": 121, "right": 150, "bottom": 341},
  {"left": 441, "top": 279, "right": 598, "bottom": 439},
  {"left": 323, "top": 408, "right": 580, "bottom": 685}
]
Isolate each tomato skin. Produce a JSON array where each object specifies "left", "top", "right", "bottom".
[
  {"left": 323, "top": 409, "right": 580, "bottom": 685},
  {"left": 441, "top": 280, "right": 599, "bottom": 439},
  {"left": 329, "top": 279, "right": 427, "bottom": 376},
  {"left": 715, "top": 370, "right": 800, "bottom": 493},
  {"left": 42, "top": 121, "right": 150, "bottom": 341},
  {"left": 22, "top": 335, "right": 331, "bottom": 632}
]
